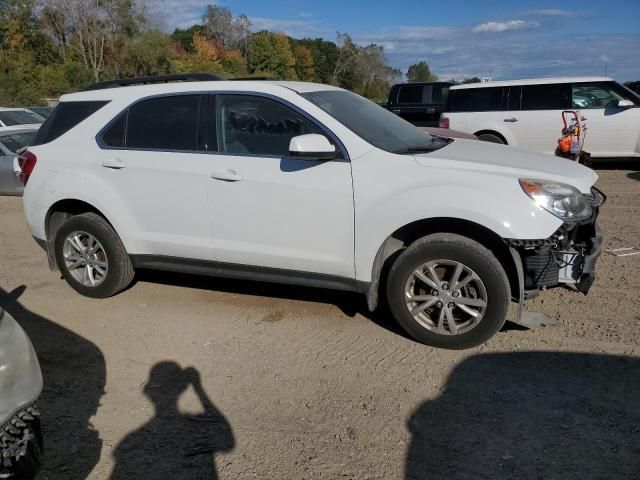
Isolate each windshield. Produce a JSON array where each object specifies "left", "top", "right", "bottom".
[
  {"left": 301, "top": 90, "right": 450, "bottom": 154},
  {"left": 0, "top": 110, "right": 44, "bottom": 126},
  {"left": 0, "top": 132, "right": 37, "bottom": 153}
]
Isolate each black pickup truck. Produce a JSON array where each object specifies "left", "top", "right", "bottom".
[{"left": 382, "top": 81, "right": 453, "bottom": 127}]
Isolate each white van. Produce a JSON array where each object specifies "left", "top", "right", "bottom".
[{"left": 440, "top": 77, "right": 640, "bottom": 158}]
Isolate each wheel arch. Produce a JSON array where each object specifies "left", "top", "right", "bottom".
[
  {"left": 43, "top": 199, "right": 115, "bottom": 271},
  {"left": 365, "top": 217, "right": 519, "bottom": 311},
  {"left": 474, "top": 129, "right": 508, "bottom": 144}
]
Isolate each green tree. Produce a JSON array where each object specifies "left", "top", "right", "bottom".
[
  {"left": 248, "top": 32, "right": 296, "bottom": 79},
  {"left": 171, "top": 25, "right": 206, "bottom": 54},
  {"left": 461, "top": 76, "right": 481, "bottom": 84},
  {"left": 293, "top": 45, "right": 314, "bottom": 81},
  {"left": 406, "top": 61, "right": 437, "bottom": 82},
  {"left": 222, "top": 50, "right": 247, "bottom": 77}
]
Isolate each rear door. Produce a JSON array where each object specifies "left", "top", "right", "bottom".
[
  {"left": 204, "top": 93, "right": 355, "bottom": 278},
  {"left": 92, "top": 94, "right": 214, "bottom": 260},
  {"left": 571, "top": 82, "right": 640, "bottom": 157},
  {"left": 502, "top": 83, "right": 571, "bottom": 154},
  {"left": 446, "top": 86, "right": 505, "bottom": 135}
]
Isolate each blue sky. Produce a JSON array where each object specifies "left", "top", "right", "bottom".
[{"left": 155, "top": 0, "right": 640, "bottom": 81}]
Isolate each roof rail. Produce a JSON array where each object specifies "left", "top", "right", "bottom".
[
  {"left": 83, "top": 73, "right": 225, "bottom": 91},
  {"left": 231, "top": 76, "right": 278, "bottom": 81}
]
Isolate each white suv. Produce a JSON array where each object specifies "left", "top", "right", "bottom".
[
  {"left": 20, "top": 75, "right": 604, "bottom": 349},
  {"left": 440, "top": 77, "right": 640, "bottom": 158}
]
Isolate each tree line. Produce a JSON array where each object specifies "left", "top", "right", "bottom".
[{"left": 0, "top": 0, "right": 422, "bottom": 106}]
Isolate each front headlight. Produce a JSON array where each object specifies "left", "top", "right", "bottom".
[{"left": 519, "top": 179, "right": 592, "bottom": 222}]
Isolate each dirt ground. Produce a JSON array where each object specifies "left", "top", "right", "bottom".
[{"left": 1, "top": 162, "right": 639, "bottom": 479}]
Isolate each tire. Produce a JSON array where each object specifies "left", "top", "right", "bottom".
[
  {"left": 477, "top": 133, "right": 505, "bottom": 144},
  {"left": 54, "top": 212, "right": 134, "bottom": 298},
  {"left": 386, "top": 233, "right": 510, "bottom": 349}
]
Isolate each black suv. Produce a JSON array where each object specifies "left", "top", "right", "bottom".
[{"left": 383, "top": 82, "right": 453, "bottom": 127}]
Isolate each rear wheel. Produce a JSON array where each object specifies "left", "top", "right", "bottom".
[
  {"left": 386, "top": 233, "right": 510, "bottom": 349},
  {"left": 54, "top": 213, "right": 134, "bottom": 298},
  {"left": 477, "top": 133, "right": 505, "bottom": 144}
]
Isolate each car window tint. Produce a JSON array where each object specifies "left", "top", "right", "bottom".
[
  {"left": 0, "top": 110, "right": 44, "bottom": 126},
  {"left": 397, "top": 85, "right": 423, "bottom": 104},
  {"left": 32, "top": 101, "right": 109, "bottom": 146},
  {"left": 126, "top": 95, "right": 200, "bottom": 151},
  {"left": 521, "top": 84, "right": 570, "bottom": 110},
  {"left": 216, "top": 95, "right": 323, "bottom": 156},
  {"left": 572, "top": 83, "right": 631, "bottom": 109},
  {"left": 101, "top": 112, "right": 126, "bottom": 147},
  {"left": 448, "top": 87, "right": 504, "bottom": 112},
  {"left": 0, "top": 132, "right": 37, "bottom": 153}
]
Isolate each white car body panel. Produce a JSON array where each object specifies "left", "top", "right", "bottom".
[{"left": 23, "top": 80, "right": 599, "bottom": 288}]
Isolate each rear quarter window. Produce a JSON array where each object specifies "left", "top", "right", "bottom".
[{"left": 32, "top": 101, "right": 109, "bottom": 146}]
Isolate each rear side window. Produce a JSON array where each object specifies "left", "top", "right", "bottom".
[
  {"left": 127, "top": 95, "right": 200, "bottom": 150},
  {"left": 397, "top": 85, "right": 424, "bottom": 104},
  {"left": 520, "top": 84, "right": 571, "bottom": 110},
  {"left": 32, "top": 101, "right": 108, "bottom": 146},
  {"left": 448, "top": 87, "right": 504, "bottom": 112},
  {"left": 102, "top": 95, "right": 201, "bottom": 151}
]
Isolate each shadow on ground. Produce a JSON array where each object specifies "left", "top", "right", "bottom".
[
  {"left": 135, "top": 269, "right": 408, "bottom": 338},
  {"left": 405, "top": 352, "right": 640, "bottom": 480},
  {"left": 111, "top": 362, "right": 234, "bottom": 479},
  {"left": 0, "top": 286, "right": 105, "bottom": 479},
  {"left": 627, "top": 171, "right": 640, "bottom": 181}
]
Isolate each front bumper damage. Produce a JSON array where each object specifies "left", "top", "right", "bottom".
[{"left": 508, "top": 187, "right": 605, "bottom": 301}]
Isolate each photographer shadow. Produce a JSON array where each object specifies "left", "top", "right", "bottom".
[
  {"left": 405, "top": 352, "right": 640, "bottom": 479},
  {"left": 110, "top": 362, "right": 234, "bottom": 480}
]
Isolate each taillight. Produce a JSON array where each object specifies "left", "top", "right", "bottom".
[
  {"left": 17, "top": 150, "right": 37, "bottom": 186},
  {"left": 439, "top": 115, "right": 450, "bottom": 129}
]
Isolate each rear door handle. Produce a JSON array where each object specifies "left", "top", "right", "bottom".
[
  {"left": 211, "top": 169, "right": 242, "bottom": 182},
  {"left": 503, "top": 117, "right": 518, "bottom": 123},
  {"left": 101, "top": 158, "right": 126, "bottom": 169}
]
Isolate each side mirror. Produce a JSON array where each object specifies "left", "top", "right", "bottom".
[
  {"left": 618, "top": 99, "right": 635, "bottom": 108},
  {"left": 288, "top": 134, "right": 337, "bottom": 160}
]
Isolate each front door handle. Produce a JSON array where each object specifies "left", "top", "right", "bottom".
[
  {"left": 503, "top": 117, "right": 518, "bottom": 123},
  {"left": 211, "top": 169, "right": 242, "bottom": 182},
  {"left": 101, "top": 158, "right": 126, "bottom": 169}
]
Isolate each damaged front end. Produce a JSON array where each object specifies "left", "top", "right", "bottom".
[{"left": 509, "top": 187, "right": 605, "bottom": 299}]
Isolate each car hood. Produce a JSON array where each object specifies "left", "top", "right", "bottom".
[{"left": 415, "top": 139, "right": 598, "bottom": 193}]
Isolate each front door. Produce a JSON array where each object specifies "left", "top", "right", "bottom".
[
  {"left": 571, "top": 82, "right": 640, "bottom": 157},
  {"left": 205, "top": 94, "right": 355, "bottom": 279}
]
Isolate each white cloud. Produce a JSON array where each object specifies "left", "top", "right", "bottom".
[
  {"left": 527, "top": 9, "right": 571, "bottom": 16},
  {"left": 249, "top": 16, "right": 324, "bottom": 37},
  {"left": 298, "top": 12, "right": 312, "bottom": 18},
  {"left": 472, "top": 20, "right": 540, "bottom": 33}
]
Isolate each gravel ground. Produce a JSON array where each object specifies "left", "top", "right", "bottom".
[{"left": 1, "top": 162, "right": 639, "bottom": 479}]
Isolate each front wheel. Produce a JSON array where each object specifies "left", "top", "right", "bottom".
[
  {"left": 386, "top": 233, "right": 510, "bottom": 349},
  {"left": 54, "top": 212, "right": 135, "bottom": 298}
]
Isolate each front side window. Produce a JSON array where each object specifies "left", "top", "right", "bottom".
[
  {"left": 216, "top": 95, "right": 324, "bottom": 156},
  {"left": 572, "top": 82, "right": 636, "bottom": 109},
  {"left": 521, "top": 84, "right": 571, "bottom": 110}
]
